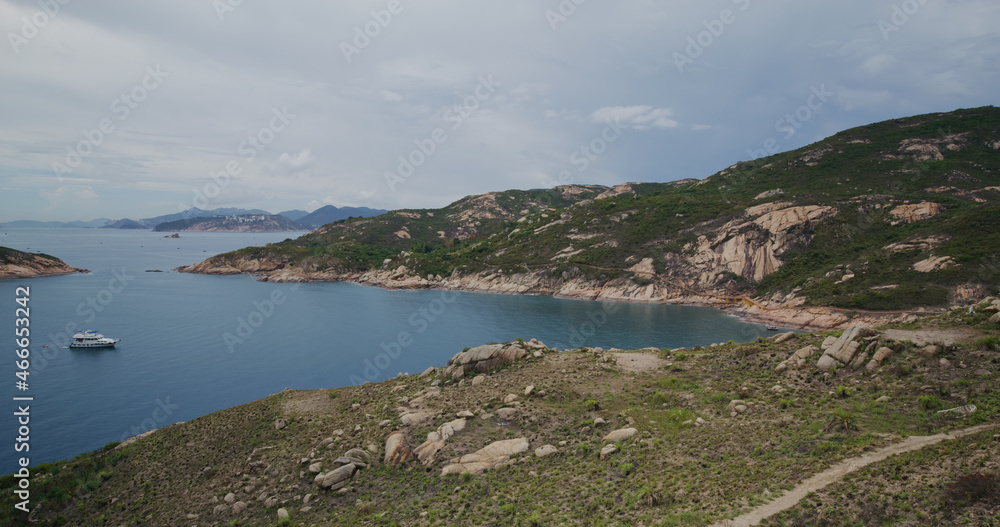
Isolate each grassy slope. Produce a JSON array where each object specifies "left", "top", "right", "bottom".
[
  {"left": 0, "top": 246, "right": 61, "bottom": 264},
  {"left": 4, "top": 307, "right": 998, "bottom": 526},
  {"left": 195, "top": 107, "right": 1000, "bottom": 310}
]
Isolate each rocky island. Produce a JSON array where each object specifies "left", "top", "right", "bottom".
[{"left": 0, "top": 246, "right": 87, "bottom": 279}]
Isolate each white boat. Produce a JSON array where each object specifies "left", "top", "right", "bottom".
[{"left": 69, "top": 330, "right": 120, "bottom": 348}]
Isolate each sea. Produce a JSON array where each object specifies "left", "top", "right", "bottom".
[{"left": 0, "top": 228, "right": 778, "bottom": 471}]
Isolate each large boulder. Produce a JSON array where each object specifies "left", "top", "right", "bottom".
[
  {"left": 441, "top": 438, "right": 529, "bottom": 475},
  {"left": 317, "top": 463, "right": 357, "bottom": 490},
  {"left": 602, "top": 428, "right": 638, "bottom": 442},
  {"left": 384, "top": 431, "right": 413, "bottom": 466},
  {"left": 817, "top": 326, "right": 870, "bottom": 367},
  {"left": 449, "top": 343, "right": 527, "bottom": 373}
]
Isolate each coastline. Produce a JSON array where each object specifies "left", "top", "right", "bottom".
[{"left": 176, "top": 263, "right": 922, "bottom": 331}]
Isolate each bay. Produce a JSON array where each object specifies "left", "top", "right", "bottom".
[{"left": 0, "top": 228, "right": 776, "bottom": 470}]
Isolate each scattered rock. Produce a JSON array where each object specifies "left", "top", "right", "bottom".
[
  {"left": 990, "top": 312, "right": 1000, "bottom": 324},
  {"left": 264, "top": 497, "right": 278, "bottom": 508},
  {"left": 872, "top": 347, "right": 894, "bottom": 363},
  {"left": 535, "top": 445, "right": 558, "bottom": 458},
  {"left": 378, "top": 419, "right": 392, "bottom": 427},
  {"left": 457, "top": 410, "right": 475, "bottom": 418},
  {"left": 202, "top": 466, "right": 214, "bottom": 478},
  {"left": 594, "top": 417, "right": 607, "bottom": 426},
  {"left": 876, "top": 396, "right": 890, "bottom": 403},
  {"left": 318, "top": 463, "right": 357, "bottom": 490},
  {"left": 277, "top": 508, "right": 289, "bottom": 520},
  {"left": 308, "top": 462, "right": 322, "bottom": 473},
  {"left": 939, "top": 358, "right": 952, "bottom": 369},
  {"left": 850, "top": 351, "right": 869, "bottom": 370},
  {"left": 602, "top": 428, "right": 638, "bottom": 442},
  {"left": 504, "top": 394, "right": 518, "bottom": 404},
  {"left": 916, "top": 345, "right": 941, "bottom": 358},
  {"left": 232, "top": 501, "right": 247, "bottom": 514},
  {"left": 274, "top": 419, "right": 288, "bottom": 430},
  {"left": 727, "top": 400, "right": 746, "bottom": 412},
  {"left": 734, "top": 405, "right": 748, "bottom": 414},
  {"left": 774, "top": 332, "right": 796, "bottom": 344},
  {"left": 213, "top": 504, "right": 228, "bottom": 515},
  {"left": 471, "top": 375, "right": 486, "bottom": 386},
  {"left": 224, "top": 492, "right": 235, "bottom": 503},
  {"left": 419, "top": 366, "right": 435, "bottom": 377},
  {"left": 524, "top": 385, "right": 535, "bottom": 396},
  {"left": 599, "top": 444, "right": 618, "bottom": 460},
  {"left": 495, "top": 407, "right": 518, "bottom": 420}
]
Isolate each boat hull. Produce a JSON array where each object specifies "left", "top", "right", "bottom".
[{"left": 69, "top": 340, "right": 119, "bottom": 348}]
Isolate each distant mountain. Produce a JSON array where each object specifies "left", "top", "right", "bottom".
[
  {"left": 295, "top": 205, "right": 386, "bottom": 230},
  {"left": 64, "top": 218, "right": 114, "bottom": 228},
  {"left": 152, "top": 214, "right": 301, "bottom": 232},
  {"left": 101, "top": 218, "right": 147, "bottom": 229},
  {"left": 278, "top": 209, "right": 310, "bottom": 221},
  {"left": 139, "top": 208, "right": 271, "bottom": 228},
  {"left": 1, "top": 218, "right": 111, "bottom": 228}
]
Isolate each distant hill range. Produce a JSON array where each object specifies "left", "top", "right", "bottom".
[
  {"left": 294, "top": 205, "right": 387, "bottom": 230},
  {"left": 101, "top": 218, "right": 145, "bottom": 229},
  {"left": 2, "top": 206, "right": 386, "bottom": 232},
  {"left": 152, "top": 214, "right": 301, "bottom": 233}
]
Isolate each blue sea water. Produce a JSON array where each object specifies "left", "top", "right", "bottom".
[{"left": 0, "top": 228, "right": 777, "bottom": 470}]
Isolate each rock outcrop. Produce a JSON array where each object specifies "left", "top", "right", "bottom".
[
  {"left": 441, "top": 438, "right": 529, "bottom": 475},
  {"left": 816, "top": 326, "right": 872, "bottom": 370},
  {"left": 445, "top": 343, "right": 527, "bottom": 378}
]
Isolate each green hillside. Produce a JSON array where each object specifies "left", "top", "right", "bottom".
[{"left": 189, "top": 107, "right": 1000, "bottom": 310}]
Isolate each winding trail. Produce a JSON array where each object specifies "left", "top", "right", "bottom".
[{"left": 711, "top": 422, "right": 1000, "bottom": 527}]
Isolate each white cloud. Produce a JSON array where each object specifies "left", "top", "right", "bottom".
[
  {"left": 279, "top": 150, "right": 314, "bottom": 170},
  {"left": 588, "top": 106, "right": 679, "bottom": 130}
]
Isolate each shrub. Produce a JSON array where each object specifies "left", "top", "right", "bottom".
[
  {"left": 976, "top": 336, "right": 1000, "bottom": 351},
  {"left": 918, "top": 395, "right": 944, "bottom": 411}
]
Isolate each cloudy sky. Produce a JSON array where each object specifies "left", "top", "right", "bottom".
[{"left": 1, "top": 0, "right": 998, "bottom": 222}]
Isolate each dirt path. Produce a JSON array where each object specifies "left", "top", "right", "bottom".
[{"left": 711, "top": 422, "right": 1000, "bottom": 527}]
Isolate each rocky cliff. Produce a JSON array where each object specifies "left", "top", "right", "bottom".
[{"left": 0, "top": 247, "right": 87, "bottom": 279}]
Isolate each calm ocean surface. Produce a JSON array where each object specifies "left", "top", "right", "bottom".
[{"left": 0, "top": 228, "right": 776, "bottom": 470}]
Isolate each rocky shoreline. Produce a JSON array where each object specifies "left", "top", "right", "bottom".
[
  {"left": 0, "top": 248, "right": 88, "bottom": 279},
  {"left": 176, "top": 260, "right": 920, "bottom": 331}
]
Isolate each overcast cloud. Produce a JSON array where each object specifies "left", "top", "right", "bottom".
[{"left": 1, "top": 0, "right": 998, "bottom": 221}]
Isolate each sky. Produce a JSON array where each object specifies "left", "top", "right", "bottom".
[{"left": 1, "top": 0, "right": 998, "bottom": 222}]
